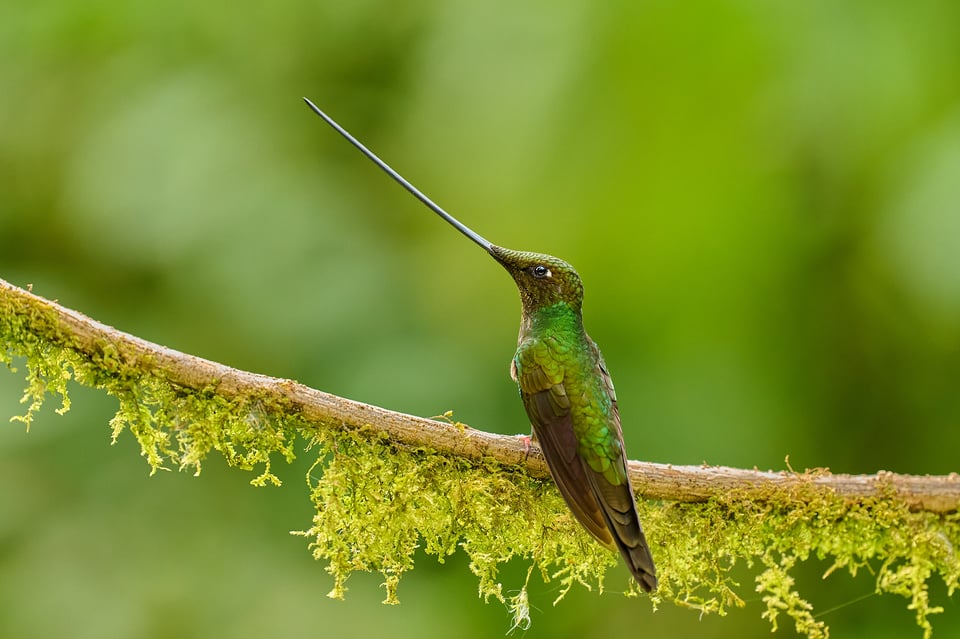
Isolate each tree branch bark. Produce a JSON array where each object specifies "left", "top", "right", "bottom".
[{"left": 3, "top": 276, "right": 958, "bottom": 513}]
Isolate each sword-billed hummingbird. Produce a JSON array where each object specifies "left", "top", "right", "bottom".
[{"left": 304, "top": 98, "right": 657, "bottom": 592}]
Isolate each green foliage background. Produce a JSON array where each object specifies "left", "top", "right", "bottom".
[{"left": 2, "top": 1, "right": 960, "bottom": 637}]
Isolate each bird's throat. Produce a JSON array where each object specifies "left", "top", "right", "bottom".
[{"left": 521, "top": 302, "right": 584, "bottom": 340}]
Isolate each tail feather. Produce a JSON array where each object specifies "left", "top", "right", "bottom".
[{"left": 585, "top": 466, "right": 658, "bottom": 592}]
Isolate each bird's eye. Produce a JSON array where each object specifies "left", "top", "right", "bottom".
[{"left": 531, "top": 265, "right": 550, "bottom": 278}]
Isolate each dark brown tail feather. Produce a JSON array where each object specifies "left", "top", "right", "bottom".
[{"left": 586, "top": 468, "right": 658, "bottom": 592}]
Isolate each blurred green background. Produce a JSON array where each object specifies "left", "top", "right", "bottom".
[{"left": 2, "top": 1, "right": 960, "bottom": 637}]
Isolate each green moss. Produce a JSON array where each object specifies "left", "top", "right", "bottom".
[
  {"left": 294, "top": 432, "right": 616, "bottom": 605},
  {"left": 3, "top": 288, "right": 960, "bottom": 637}
]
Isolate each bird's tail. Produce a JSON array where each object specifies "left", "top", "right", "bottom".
[{"left": 588, "top": 473, "right": 658, "bottom": 592}]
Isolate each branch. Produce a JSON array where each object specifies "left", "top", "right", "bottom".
[
  {"left": 5, "top": 275, "right": 960, "bottom": 639},
  {"left": 2, "top": 277, "right": 958, "bottom": 513}
]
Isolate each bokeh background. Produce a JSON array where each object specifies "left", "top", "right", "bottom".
[{"left": 3, "top": 1, "right": 960, "bottom": 637}]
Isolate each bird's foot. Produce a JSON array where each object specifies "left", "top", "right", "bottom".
[{"left": 515, "top": 434, "right": 533, "bottom": 459}]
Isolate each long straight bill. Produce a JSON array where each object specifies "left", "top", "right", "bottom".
[{"left": 303, "top": 98, "right": 493, "bottom": 252}]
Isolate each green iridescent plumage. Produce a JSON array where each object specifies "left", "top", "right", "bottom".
[
  {"left": 305, "top": 99, "right": 657, "bottom": 592},
  {"left": 493, "top": 247, "right": 657, "bottom": 592}
]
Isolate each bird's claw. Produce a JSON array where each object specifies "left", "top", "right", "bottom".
[{"left": 516, "top": 434, "right": 533, "bottom": 460}]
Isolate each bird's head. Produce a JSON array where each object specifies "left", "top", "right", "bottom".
[{"left": 488, "top": 246, "right": 584, "bottom": 315}]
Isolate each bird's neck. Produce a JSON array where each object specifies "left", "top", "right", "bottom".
[{"left": 520, "top": 302, "right": 584, "bottom": 340}]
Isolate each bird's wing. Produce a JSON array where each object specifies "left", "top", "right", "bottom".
[
  {"left": 512, "top": 339, "right": 614, "bottom": 548},
  {"left": 584, "top": 339, "right": 657, "bottom": 591}
]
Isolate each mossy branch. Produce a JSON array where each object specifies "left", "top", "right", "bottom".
[
  {"left": 2, "top": 278, "right": 956, "bottom": 509},
  {"left": 3, "top": 276, "right": 959, "bottom": 638}
]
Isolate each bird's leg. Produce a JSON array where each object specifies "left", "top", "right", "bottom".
[{"left": 516, "top": 431, "right": 537, "bottom": 459}]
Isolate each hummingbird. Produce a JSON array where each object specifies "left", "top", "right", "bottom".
[{"left": 304, "top": 98, "right": 657, "bottom": 592}]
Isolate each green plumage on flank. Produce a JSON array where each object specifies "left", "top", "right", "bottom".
[{"left": 305, "top": 99, "right": 657, "bottom": 592}]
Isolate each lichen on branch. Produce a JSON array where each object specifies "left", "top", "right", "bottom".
[{"left": 2, "top": 277, "right": 959, "bottom": 638}]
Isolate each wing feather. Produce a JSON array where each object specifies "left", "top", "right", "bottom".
[
  {"left": 513, "top": 342, "right": 613, "bottom": 548},
  {"left": 586, "top": 339, "right": 657, "bottom": 591},
  {"left": 513, "top": 337, "right": 657, "bottom": 592}
]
